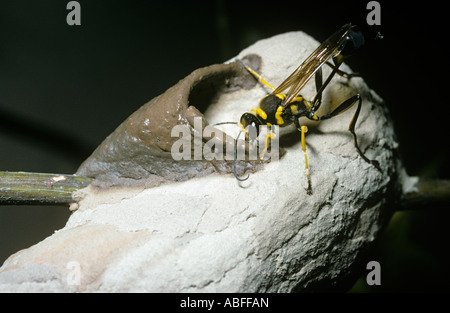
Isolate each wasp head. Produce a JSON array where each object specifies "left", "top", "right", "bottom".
[{"left": 239, "top": 112, "right": 263, "bottom": 141}]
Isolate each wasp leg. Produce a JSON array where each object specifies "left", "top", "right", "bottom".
[
  {"left": 294, "top": 119, "right": 313, "bottom": 195},
  {"left": 301, "top": 125, "right": 313, "bottom": 195},
  {"left": 314, "top": 67, "right": 324, "bottom": 110},
  {"left": 325, "top": 61, "right": 359, "bottom": 79},
  {"left": 312, "top": 54, "right": 345, "bottom": 111},
  {"left": 260, "top": 125, "right": 276, "bottom": 159},
  {"left": 236, "top": 58, "right": 276, "bottom": 91},
  {"left": 319, "top": 94, "right": 381, "bottom": 172}
]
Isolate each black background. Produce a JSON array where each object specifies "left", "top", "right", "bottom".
[{"left": 1, "top": 0, "right": 449, "bottom": 292}]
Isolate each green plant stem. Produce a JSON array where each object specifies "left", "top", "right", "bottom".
[
  {"left": 0, "top": 171, "right": 92, "bottom": 205},
  {"left": 399, "top": 177, "right": 450, "bottom": 210},
  {"left": 1, "top": 171, "right": 448, "bottom": 209}
]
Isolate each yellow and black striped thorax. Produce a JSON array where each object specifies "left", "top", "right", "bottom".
[
  {"left": 239, "top": 94, "right": 316, "bottom": 140},
  {"left": 255, "top": 94, "right": 312, "bottom": 126}
]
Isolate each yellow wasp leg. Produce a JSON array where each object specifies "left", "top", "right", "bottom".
[
  {"left": 238, "top": 60, "right": 276, "bottom": 91},
  {"left": 260, "top": 132, "right": 276, "bottom": 159},
  {"left": 259, "top": 123, "right": 274, "bottom": 159},
  {"left": 301, "top": 125, "right": 313, "bottom": 195}
]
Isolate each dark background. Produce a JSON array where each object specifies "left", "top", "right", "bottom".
[{"left": 1, "top": 0, "right": 449, "bottom": 292}]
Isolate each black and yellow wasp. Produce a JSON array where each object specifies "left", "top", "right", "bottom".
[{"left": 229, "top": 24, "right": 381, "bottom": 195}]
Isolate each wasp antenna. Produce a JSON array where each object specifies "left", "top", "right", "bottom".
[
  {"left": 211, "top": 121, "right": 249, "bottom": 181},
  {"left": 235, "top": 58, "right": 244, "bottom": 65},
  {"left": 235, "top": 58, "right": 255, "bottom": 73},
  {"left": 233, "top": 131, "right": 249, "bottom": 182},
  {"left": 212, "top": 121, "right": 238, "bottom": 126}
]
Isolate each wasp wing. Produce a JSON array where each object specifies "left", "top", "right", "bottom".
[{"left": 273, "top": 24, "right": 355, "bottom": 106}]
